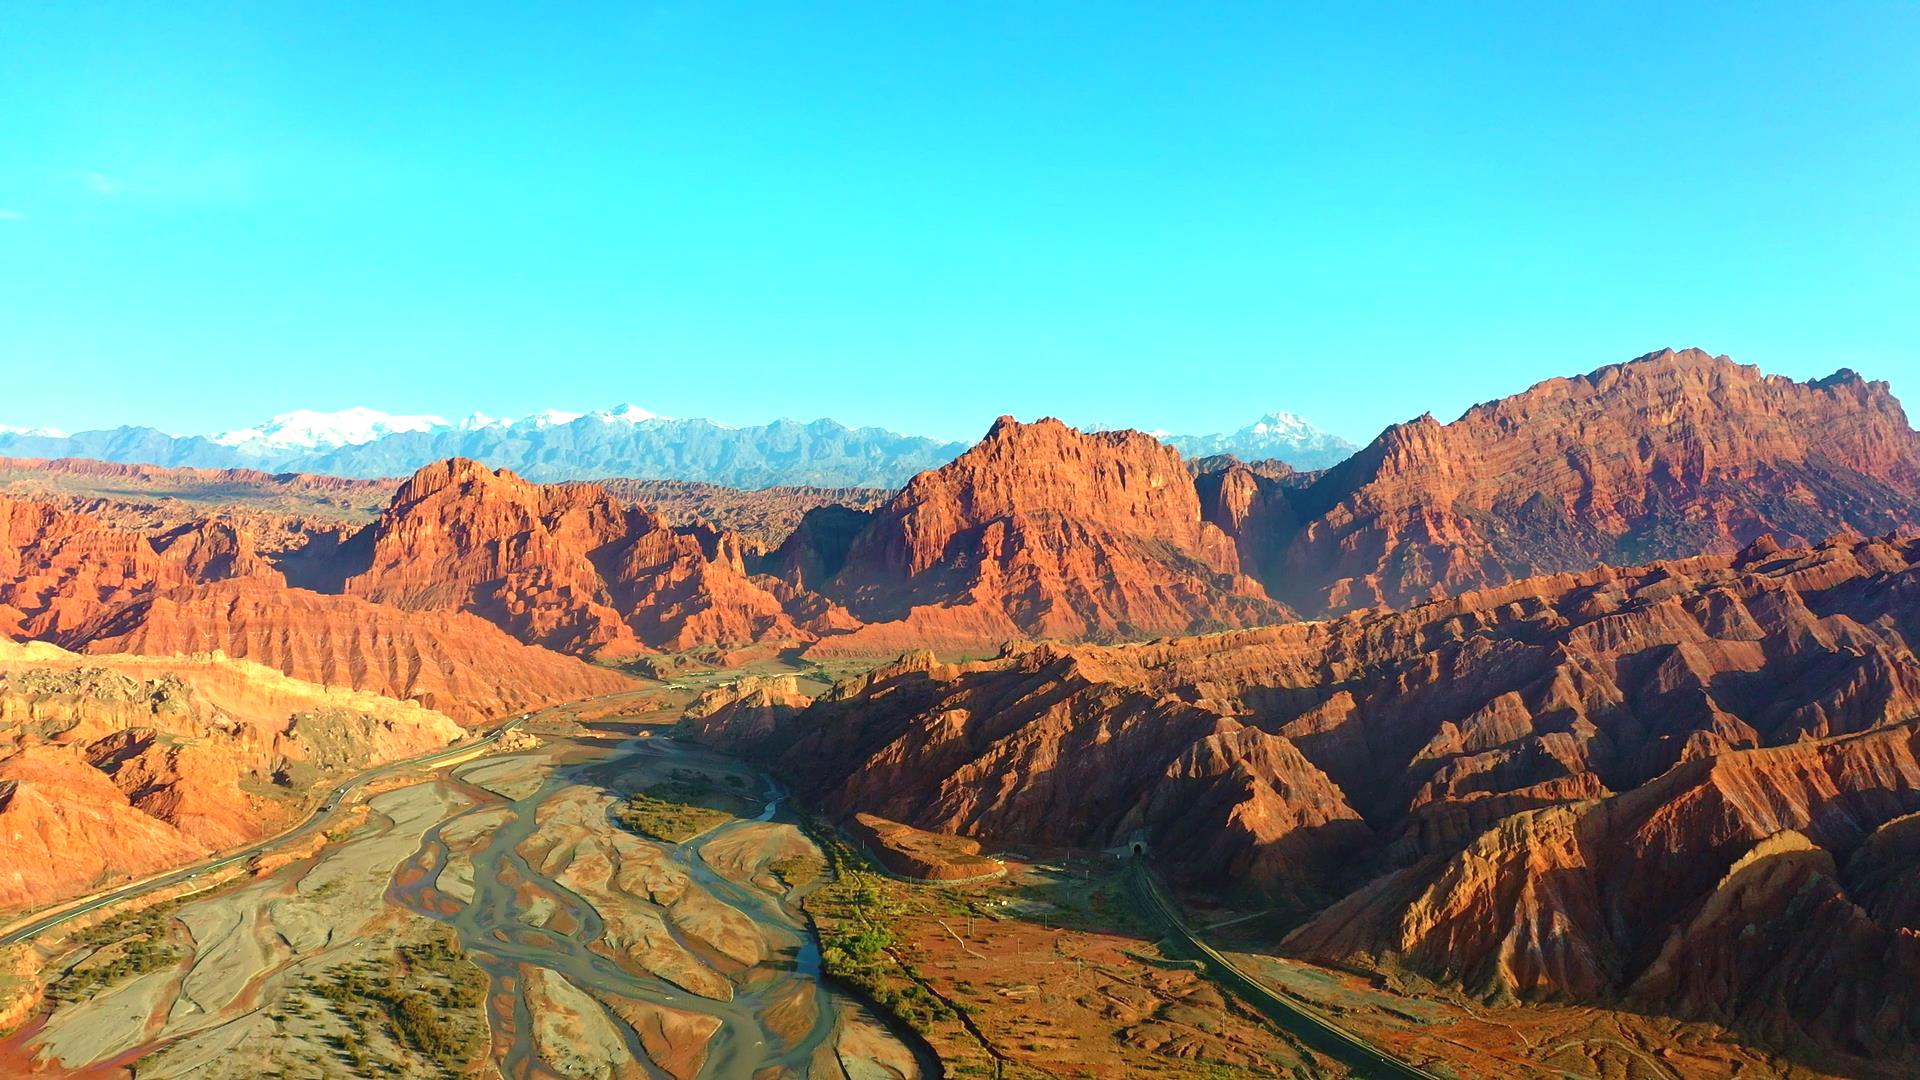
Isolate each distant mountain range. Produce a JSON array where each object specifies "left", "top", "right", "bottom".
[
  {"left": 0, "top": 405, "right": 1359, "bottom": 486},
  {"left": 1161, "top": 411, "right": 1359, "bottom": 469}
]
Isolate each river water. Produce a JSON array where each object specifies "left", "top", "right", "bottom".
[
  {"left": 387, "top": 730, "right": 924, "bottom": 1079},
  {"left": 0, "top": 705, "right": 922, "bottom": 1079}
]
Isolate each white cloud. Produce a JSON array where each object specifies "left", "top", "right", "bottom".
[
  {"left": 82, "top": 172, "right": 122, "bottom": 195},
  {"left": 0, "top": 209, "right": 22, "bottom": 220}
]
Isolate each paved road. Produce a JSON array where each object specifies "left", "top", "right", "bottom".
[
  {"left": 1129, "top": 860, "right": 1446, "bottom": 1080},
  {"left": 0, "top": 714, "right": 528, "bottom": 950}
]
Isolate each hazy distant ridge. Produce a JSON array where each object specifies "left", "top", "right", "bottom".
[{"left": 0, "top": 406, "right": 1356, "bottom": 487}]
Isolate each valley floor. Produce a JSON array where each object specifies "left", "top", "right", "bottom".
[
  {"left": 0, "top": 677, "right": 1882, "bottom": 1080},
  {"left": 0, "top": 685, "right": 920, "bottom": 1079}
]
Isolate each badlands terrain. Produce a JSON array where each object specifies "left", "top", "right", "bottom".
[{"left": 0, "top": 348, "right": 1917, "bottom": 1078}]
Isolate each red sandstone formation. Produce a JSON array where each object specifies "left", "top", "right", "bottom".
[
  {"left": 1286, "top": 727, "right": 1920, "bottom": 1057},
  {"left": 690, "top": 647, "right": 1371, "bottom": 903},
  {"left": 800, "top": 418, "right": 1289, "bottom": 656},
  {"left": 685, "top": 534, "right": 1920, "bottom": 1061},
  {"left": 0, "top": 455, "right": 396, "bottom": 579},
  {"left": 0, "top": 496, "right": 214, "bottom": 640},
  {"left": 344, "top": 458, "right": 808, "bottom": 658},
  {"left": 0, "top": 744, "right": 212, "bottom": 912},
  {"left": 0, "top": 641, "right": 467, "bottom": 912},
  {"left": 1235, "top": 349, "right": 1920, "bottom": 613},
  {"left": 846, "top": 812, "right": 1002, "bottom": 881},
  {"left": 68, "top": 580, "right": 631, "bottom": 725}
]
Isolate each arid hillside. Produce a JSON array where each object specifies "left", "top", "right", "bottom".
[
  {"left": 0, "top": 640, "right": 463, "bottom": 912},
  {"left": 684, "top": 533, "right": 1920, "bottom": 1066},
  {"left": 1218, "top": 348, "right": 1920, "bottom": 612},
  {"left": 0, "top": 493, "right": 634, "bottom": 723},
  {"left": 772, "top": 416, "right": 1291, "bottom": 656}
]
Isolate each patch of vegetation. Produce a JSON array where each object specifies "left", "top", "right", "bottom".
[
  {"left": 611, "top": 774, "right": 753, "bottom": 843},
  {"left": 806, "top": 833, "right": 959, "bottom": 1035},
  {"left": 48, "top": 902, "right": 184, "bottom": 1003},
  {"left": 300, "top": 925, "right": 489, "bottom": 1076},
  {"left": 767, "top": 849, "right": 827, "bottom": 888}
]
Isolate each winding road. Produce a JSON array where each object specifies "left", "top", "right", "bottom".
[
  {"left": 0, "top": 714, "right": 529, "bottom": 950},
  {"left": 1129, "top": 859, "right": 1445, "bottom": 1080}
]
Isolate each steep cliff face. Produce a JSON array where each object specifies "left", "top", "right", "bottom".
[
  {"left": 343, "top": 459, "right": 807, "bottom": 658},
  {"left": 0, "top": 497, "right": 195, "bottom": 640},
  {"left": 1192, "top": 457, "right": 1302, "bottom": 588},
  {"left": 1285, "top": 728, "right": 1920, "bottom": 1056},
  {"left": 803, "top": 418, "right": 1289, "bottom": 656},
  {"left": 1237, "top": 349, "right": 1920, "bottom": 612}
]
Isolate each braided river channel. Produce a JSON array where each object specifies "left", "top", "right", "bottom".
[{"left": 1, "top": 702, "right": 928, "bottom": 1080}]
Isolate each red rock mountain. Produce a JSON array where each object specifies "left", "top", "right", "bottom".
[
  {"left": 0, "top": 744, "right": 211, "bottom": 912},
  {"left": 686, "top": 533, "right": 1920, "bottom": 1063},
  {"left": 0, "top": 494, "right": 632, "bottom": 725},
  {"left": 0, "top": 496, "right": 259, "bottom": 640},
  {"left": 1218, "top": 348, "right": 1920, "bottom": 613},
  {"left": 71, "top": 580, "right": 631, "bottom": 724},
  {"left": 790, "top": 417, "right": 1289, "bottom": 656},
  {"left": 343, "top": 458, "right": 810, "bottom": 658}
]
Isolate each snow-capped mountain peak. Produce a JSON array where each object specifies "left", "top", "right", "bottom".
[
  {"left": 1163, "top": 410, "right": 1360, "bottom": 470},
  {"left": 592, "top": 403, "right": 664, "bottom": 424},
  {"left": 1245, "top": 411, "right": 1318, "bottom": 438},
  {"left": 0, "top": 423, "right": 69, "bottom": 438},
  {"left": 210, "top": 407, "right": 451, "bottom": 452},
  {"left": 202, "top": 403, "right": 677, "bottom": 452},
  {"left": 523, "top": 408, "right": 585, "bottom": 428},
  {"left": 457, "top": 412, "right": 510, "bottom": 431}
]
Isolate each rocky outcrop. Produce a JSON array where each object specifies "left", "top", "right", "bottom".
[
  {"left": 1192, "top": 457, "right": 1302, "bottom": 589},
  {"left": 343, "top": 459, "right": 810, "bottom": 658},
  {"left": 0, "top": 744, "right": 211, "bottom": 912},
  {"left": 597, "top": 479, "right": 890, "bottom": 553},
  {"left": 151, "top": 518, "right": 279, "bottom": 582},
  {"left": 676, "top": 674, "right": 814, "bottom": 748},
  {"left": 1285, "top": 726, "right": 1920, "bottom": 1057},
  {"left": 0, "top": 456, "right": 396, "bottom": 587},
  {"left": 0, "top": 476, "right": 658, "bottom": 723},
  {"left": 66, "top": 580, "right": 631, "bottom": 725},
  {"left": 1244, "top": 349, "right": 1920, "bottom": 612},
  {"left": 846, "top": 813, "right": 1002, "bottom": 881},
  {"left": 0, "top": 457, "right": 886, "bottom": 662},
  {"left": 0, "top": 496, "right": 196, "bottom": 639},
  {"left": 685, "top": 534, "right": 1920, "bottom": 1061},
  {"left": 688, "top": 645, "right": 1370, "bottom": 902},
  {"left": 0, "top": 496, "right": 315, "bottom": 643},
  {"left": 801, "top": 418, "right": 1289, "bottom": 656},
  {"left": 0, "top": 455, "right": 396, "bottom": 529},
  {"left": 0, "top": 641, "right": 466, "bottom": 912},
  {"left": 0, "top": 640, "right": 464, "bottom": 766}
]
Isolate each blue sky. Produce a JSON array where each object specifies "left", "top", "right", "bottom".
[{"left": 2, "top": 3, "right": 1916, "bottom": 444}]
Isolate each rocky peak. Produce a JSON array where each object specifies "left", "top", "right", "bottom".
[
  {"left": 1267, "top": 349, "right": 1920, "bottom": 612},
  {"left": 858, "top": 417, "right": 1220, "bottom": 580},
  {"left": 806, "top": 418, "right": 1287, "bottom": 654},
  {"left": 392, "top": 454, "right": 505, "bottom": 490},
  {"left": 344, "top": 459, "right": 809, "bottom": 657}
]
